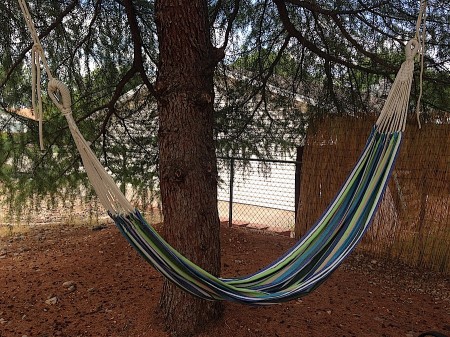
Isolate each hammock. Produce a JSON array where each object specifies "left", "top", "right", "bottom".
[{"left": 17, "top": 0, "right": 426, "bottom": 305}]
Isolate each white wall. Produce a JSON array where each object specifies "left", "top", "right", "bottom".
[{"left": 217, "top": 158, "right": 297, "bottom": 212}]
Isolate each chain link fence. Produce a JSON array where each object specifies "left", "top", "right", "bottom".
[{"left": 217, "top": 157, "right": 301, "bottom": 236}]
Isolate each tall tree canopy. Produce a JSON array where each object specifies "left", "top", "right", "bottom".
[
  {"left": 0, "top": 0, "right": 449, "bottom": 335},
  {"left": 1, "top": 0, "right": 449, "bottom": 197}
]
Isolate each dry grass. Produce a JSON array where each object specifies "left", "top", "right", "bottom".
[{"left": 0, "top": 224, "right": 31, "bottom": 237}]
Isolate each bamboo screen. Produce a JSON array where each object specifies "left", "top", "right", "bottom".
[{"left": 295, "top": 115, "right": 449, "bottom": 273}]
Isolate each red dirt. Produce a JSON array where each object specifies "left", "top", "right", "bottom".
[{"left": 0, "top": 222, "right": 448, "bottom": 337}]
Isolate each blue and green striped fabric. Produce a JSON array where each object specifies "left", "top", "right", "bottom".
[{"left": 111, "top": 127, "right": 402, "bottom": 305}]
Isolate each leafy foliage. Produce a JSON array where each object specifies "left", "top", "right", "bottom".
[{"left": 0, "top": 0, "right": 448, "bottom": 208}]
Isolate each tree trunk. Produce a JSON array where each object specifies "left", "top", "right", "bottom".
[{"left": 154, "top": 1, "right": 223, "bottom": 336}]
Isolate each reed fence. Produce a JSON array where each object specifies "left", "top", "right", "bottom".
[{"left": 296, "top": 114, "right": 449, "bottom": 273}]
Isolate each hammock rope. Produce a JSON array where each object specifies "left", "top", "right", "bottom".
[
  {"left": 18, "top": 0, "right": 426, "bottom": 304},
  {"left": 415, "top": 0, "right": 427, "bottom": 128}
]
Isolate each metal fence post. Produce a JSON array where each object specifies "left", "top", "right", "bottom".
[
  {"left": 228, "top": 158, "right": 235, "bottom": 227},
  {"left": 295, "top": 146, "right": 304, "bottom": 223}
]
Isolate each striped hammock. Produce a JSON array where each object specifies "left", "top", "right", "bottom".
[
  {"left": 18, "top": 0, "right": 426, "bottom": 305},
  {"left": 112, "top": 128, "right": 401, "bottom": 304},
  {"left": 54, "top": 59, "right": 412, "bottom": 305}
]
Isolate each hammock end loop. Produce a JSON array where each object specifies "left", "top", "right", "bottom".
[
  {"left": 47, "top": 78, "right": 72, "bottom": 115},
  {"left": 31, "top": 43, "right": 43, "bottom": 55},
  {"left": 405, "top": 38, "right": 420, "bottom": 60}
]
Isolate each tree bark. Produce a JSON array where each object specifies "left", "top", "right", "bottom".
[{"left": 154, "top": 1, "right": 223, "bottom": 336}]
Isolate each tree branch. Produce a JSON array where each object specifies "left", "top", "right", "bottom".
[
  {"left": 272, "top": 0, "right": 394, "bottom": 76},
  {"left": 330, "top": 13, "right": 396, "bottom": 70},
  {"left": 0, "top": 0, "right": 78, "bottom": 90},
  {"left": 210, "top": 0, "right": 224, "bottom": 25},
  {"left": 122, "top": 0, "right": 157, "bottom": 97},
  {"left": 101, "top": 65, "right": 138, "bottom": 136},
  {"left": 219, "top": 0, "right": 241, "bottom": 52},
  {"left": 286, "top": 0, "right": 389, "bottom": 16}
]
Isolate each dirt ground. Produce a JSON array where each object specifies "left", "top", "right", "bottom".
[{"left": 0, "top": 222, "right": 448, "bottom": 337}]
